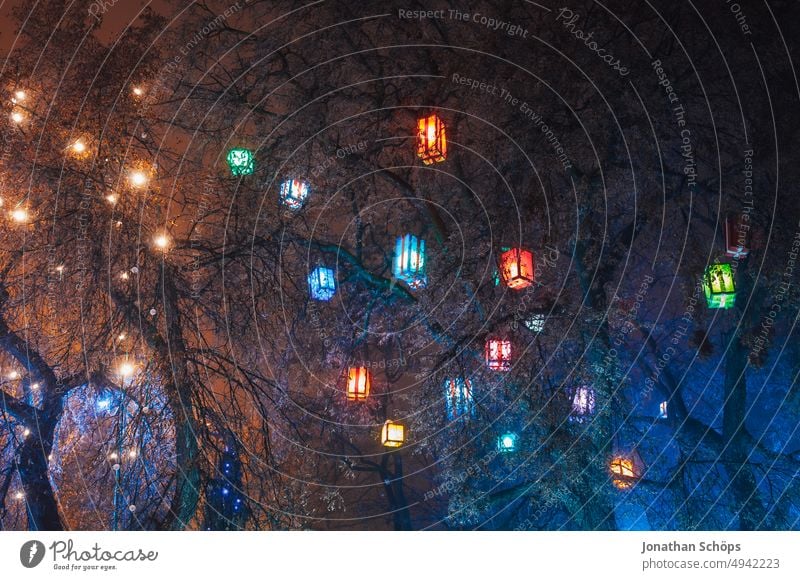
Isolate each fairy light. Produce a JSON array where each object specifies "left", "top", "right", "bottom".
[
  {"left": 70, "top": 139, "right": 87, "bottom": 155},
  {"left": 31, "top": 383, "right": 39, "bottom": 390},
  {"left": 7, "top": 370, "right": 19, "bottom": 380},
  {"left": 14, "top": 491, "right": 24, "bottom": 500},
  {"left": 10, "top": 111, "right": 24, "bottom": 124},
  {"left": 132, "top": 86, "right": 144, "bottom": 97},
  {"left": 128, "top": 449, "right": 137, "bottom": 459},
  {"left": 14, "top": 90, "right": 26, "bottom": 102},
  {"left": 120, "top": 271, "right": 129, "bottom": 280},
  {"left": 23, "top": 428, "right": 30, "bottom": 437},
  {"left": 106, "top": 193, "right": 119, "bottom": 205}
]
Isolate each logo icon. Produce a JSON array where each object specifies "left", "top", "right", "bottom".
[{"left": 20, "top": 540, "right": 46, "bottom": 568}]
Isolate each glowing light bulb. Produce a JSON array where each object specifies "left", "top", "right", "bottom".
[
  {"left": 118, "top": 333, "right": 126, "bottom": 341},
  {"left": 23, "top": 428, "right": 30, "bottom": 437},
  {"left": 31, "top": 383, "right": 39, "bottom": 390},
  {"left": 14, "top": 492, "right": 24, "bottom": 500},
  {"left": 118, "top": 361, "right": 135, "bottom": 378},
  {"left": 129, "top": 170, "right": 148, "bottom": 188},
  {"left": 109, "top": 452, "right": 118, "bottom": 460},
  {"left": 132, "top": 86, "right": 143, "bottom": 97},
  {"left": 106, "top": 193, "right": 118, "bottom": 205},
  {"left": 55, "top": 265, "right": 64, "bottom": 275},
  {"left": 10, "top": 208, "right": 28, "bottom": 223},
  {"left": 128, "top": 449, "right": 137, "bottom": 459},
  {"left": 8, "top": 370, "right": 19, "bottom": 380},
  {"left": 14, "top": 90, "right": 26, "bottom": 101},
  {"left": 71, "top": 140, "right": 86, "bottom": 155},
  {"left": 153, "top": 233, "right": 170, "bottom": 251},
  {"left": 10, "top": 111, "right": 24, "bottom": 124},
  {"left": 120, "top": 272, "right": 129, "bottom": 280}
]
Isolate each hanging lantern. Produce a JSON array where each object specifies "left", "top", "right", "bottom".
[
  {"left": 497, "top": 432, "right": 517, "bottom": 453},
  {"left": 416, "top": 113, "right": 446, "bottom": 164},
  {"left": 308, "top": 266, "right": 336, "bottom": 301},
  {"left": 279, "top": 179, "right": 310, "bottom": 210},
  {"left": 393, "top": 234, "right": 427, "bottom": 289},
  {"left": 725, "top": 214, "right": 749, "bottom": 259},
  {"left": 610, "top": 456, "right": 638, "bottom": 490},
  {"left": 499, "top": 248, "right": 535, "bottom": 290},
  {"left": 346, "top": 367, "right": 371, "bottom": 401},
  {"left": 524, "top": 313, "right": 546, "bottom": 333},
  {"left": 485, "top": 339, "right": 512, "bottom": 371},
  {"left": 226, "top": 148, "right": 254, "bottom": 176},
  {"left": 569, "top": 386, "right": 595, "bottom": 422},
  {"left": 659, "top": 401, "right": 668, "bottom": 419},
  {"left": 444, "top": 377, "right": 475, "bottom": 420},
  {"left": 381, "top": 420, "right": 405, "bottom": 447},
  {"left": 703, "top": 263, "right": 736, "bottom": 309}
]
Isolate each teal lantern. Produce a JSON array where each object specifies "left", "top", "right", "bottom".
[
  {"left": 703, "top": 263, "right": 736, "bottom": 309},
  {"left": 280, "top": 179, "right": 310, "bottom": 210},
  {"left": 226, "top": 148, "right": 254, "bottom": 176},
  {"left": 308, "top": 266, "right": 336, "bottom": 301},
  {"left": 497, "top": 432, "right": 517, "bottom": 453},
  {"left": 393, "top": 234, "right": 426, "bottom": 289}
]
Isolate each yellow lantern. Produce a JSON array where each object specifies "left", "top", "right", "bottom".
[
  {"left": 381, "top": 420, "right": 405, "bottom": 447},
  {"left": 610, "top": 456, "right": 637, "bottom": 489}
]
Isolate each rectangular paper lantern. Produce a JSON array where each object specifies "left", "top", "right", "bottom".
[
  {"left": 416, "top": 114, "right": 446, "bottom": 164},
  {"left": 485, "top": 339, "right": 512, "bottom": 371},
  {"left": 347, "top": 367, "right": 371, "bottom": 401},
  {"left": 280, "top": 179, "right": 310, "bottom": 210},
  {"left": 499, "top": 248, "right": 535, "bottom": 290},
  {"left": 497, "top": 432, "right": 517, "bottom": 453},
  {"left": 569, "top": 386, "right": 595, "bottom": 422},
  {"left": 444, "top": 377, "right": 475, "bottom": 420},
  {"left": 381, "top": 420, "right": 405, "bottom": 447},
  {"left": 226, "top": 148, "right": 254, "bottom": 176},
  {"left": 393, "top": 234, "right": 427, "bottom": 289},
  {"left": 703, "top": 263, "right": 736, "bottom": 309},
  {"left": 725, "top": 215, "right": 749, "bottom": 258},
  {"left": 610, "top": 456, "right": 637, "bottom": 490},
  {"left": 308, "top": 266, "right": 336, "bottom": 301}
]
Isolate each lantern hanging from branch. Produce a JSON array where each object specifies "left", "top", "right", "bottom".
[
  {"left": 703, "top": 263, "right": 736, "bottom": 309},
  {"left": 659, "top": 401, "right": 668, "bottom": 419},
  {"left": 725, "top": 214, "right": 749, "bottom": 259},
  {"left": 308, "top": 266, "right": 336, "bottom": 301},
  {"left": 346, "top": 367, "right": 371, "bottom": 401},
  {"left": 381, "top": 420, "right": 405, "bottom": 447},
  {"left": 280, "top": 179, "right": 310, "bottom": 210},
  {"left": 393, "top": 234, "right": 427, "bottom": 289},
  {"left": 444, "top": 377, "right": 475, "bottom": 420},
  {"left": 497, "top": 432, "right": 517, "bottom": 453},
  {"left": 226, "top": 148, "right": 254, "bottom": 176},
  {"left": 569, "top": 386, "right": 595, "bottom": 422},
  {"left": 485, "top": 339, "right": 512, "bottom": 371},
  {"left": 499, "top": 248, "right": 535, "bottom": 290},
  {"left": 610, "top": 456, "right": 638, "bottom": 490},
  {"left": 416, "top": 113, "right": 446, "bottom": 164},
  {"left": 524, "top": 313, "right": 546, "bottom": 333}
]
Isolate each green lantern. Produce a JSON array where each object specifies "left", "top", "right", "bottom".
[
  {"left": 703, "top": 263, "right": 736, "bottom": 309},
  {"left": 226, "top": 148, "right": 254, "bottom": 176}
]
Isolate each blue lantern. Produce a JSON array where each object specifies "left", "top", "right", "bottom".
[
  {"left": 393, "top": 234, "right": 426, "bottom": 289},
  {"left": 280, "top": 179, "right": 310, "bottom": 210},
  {"left": 308, "top": 266, "right": 336, "bottom": 301},
  {"left": 444, "top": 377, "right": 475, "bottom": 420},
  {"left": 497, "top": 432, "right": 517, "bottom": 453}
]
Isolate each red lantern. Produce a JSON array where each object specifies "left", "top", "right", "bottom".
[
  {"left": 725, "top": 214, "right": 749, "bottom": 258},
  {"left": 499, "top": 248, "right": 535, "bottom": 290},
  {"left": 347, "top": 367, "right": 371, "bottom": 401},
  {"left": 416, "top": 114, "right": 446, "bottom": 164},
  {"left": 485, "top": 339, "right": 512, "bottom": 371}
]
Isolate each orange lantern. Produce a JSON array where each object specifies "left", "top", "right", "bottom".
[
  {"left": 485, "top": 339, "right": 512, "bottom": 371},
  {"left": 381, "top": 420, "right": 405, "bottom": 447},
  {"left": 610, "top": 456, "right": 637, "bottom": 489},
  {"left": 499, "top": 248, "right": 535, "bottom": 290},
  {"left": 416, "top": 114, "right": 446, "bottom": 164},
  {"left": 346, "top": 367, "right": 371, "bottom": 401}
]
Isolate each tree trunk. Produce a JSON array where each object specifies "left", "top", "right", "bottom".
[{"left": 17, "top": 406, "right": 63, "bottom": 531}]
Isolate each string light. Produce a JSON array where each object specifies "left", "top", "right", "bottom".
[
  {"left": 106, "top": 193, "right": 118, "bottom": 205},
  {"left": 31, "top": 383, "right": 39, "bottom": 390},
  {"left": 132, "top": 86, "right": 144, "bottom": 97},
  {"left": 23, "top": 428, "right": 30, "bottom": 437},
  {"left": 10, "top": 110, "right": 24, "bottom": 124},
  {"left": 120, "top": 272, "right": 129, "bottom": 280},
  {"left": 14, "top": 491, "right": 24, "bottom": 500},
  {"left": 7, "top": 370, "right": 19, "bottom": 380},
  {"left": 128, "top": 449, "right": 137, "bottom": 459},
  {"left": 13, "top": 90, "right": 26, "bottom": 102}
]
